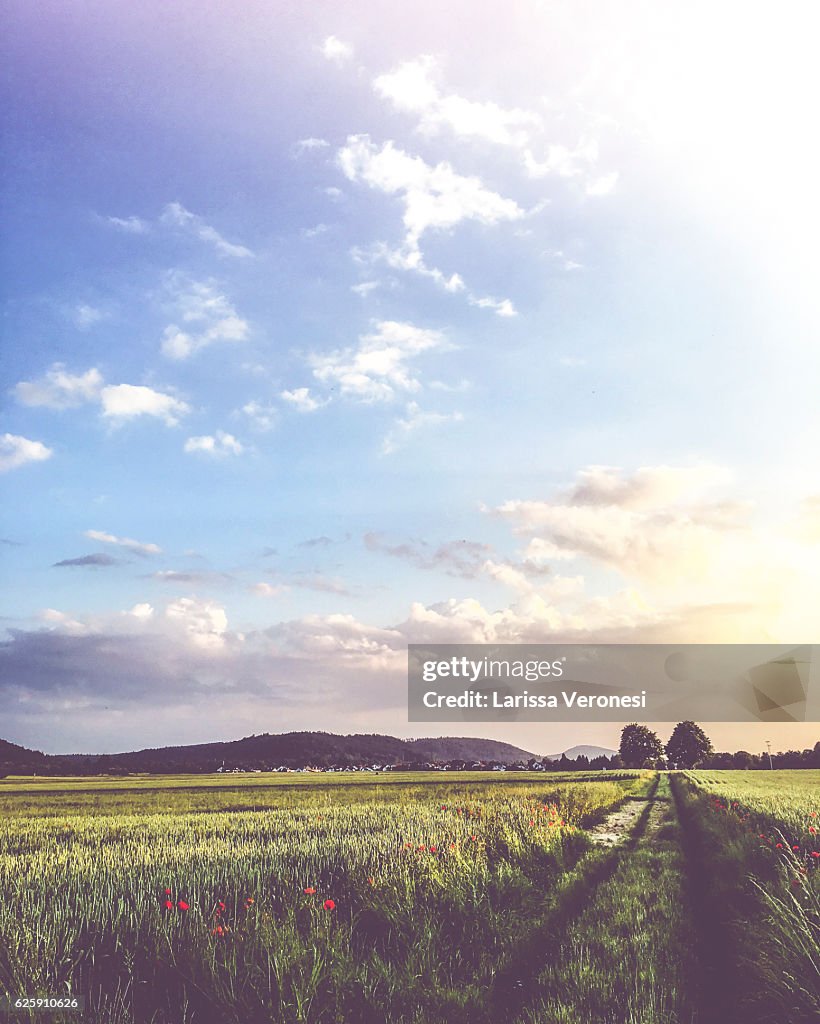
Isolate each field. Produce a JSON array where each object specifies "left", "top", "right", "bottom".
[{"left": 0, "top": 770, "right": 818, "bottom": 1024}]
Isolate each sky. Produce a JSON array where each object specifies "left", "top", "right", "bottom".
[{"left": 1, "top": 0, "right": 819, "bottom": 756}]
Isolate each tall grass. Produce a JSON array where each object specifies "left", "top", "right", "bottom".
[
  {"left": 0, "top": 777, "right": 638, "bottom": 1024},
  {"left": 674, "top": 771, "right": 820, "bottom": 1023}
]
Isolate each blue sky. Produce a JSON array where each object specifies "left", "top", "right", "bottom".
[{"left": 2, "top": 0, "right": 819, "bottom": 755}]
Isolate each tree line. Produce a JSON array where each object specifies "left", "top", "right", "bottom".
[{"left": 617, "top": 721, "right": 820, "bottom": 770}]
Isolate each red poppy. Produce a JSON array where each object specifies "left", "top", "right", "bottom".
[
  {"left": 178, "top": 900, "right": 190, "bottom": 911},
  {"left": 793, "top": 845, "right": 800, "bottom": 852},
  {"left": 811, "top": 851, "right": 820, "bottom": 858},
  {"left": 212, "top": 926, "right": 224, "bottom": 935},
  {"left": 776, "top": 843, "right": 783, "bottom": 849},
  {"left": 164, "top": 888, "right": 172, "bottom": 895},
  {"left": 810, "top": 827, "right": 816, "bottom": 834},
  {"left": 304, "top": 887, "right": 316, "bottom": 894},
  {"left": 430, "top": 845, "right": 437, "bottom": 853},
  {"left": 164, "top": 899, "right": 173, "bottom": 910},
  {"left": 471, "top": 835, "right": 477, "bottom": 841},
  {"left": 218, "top": 901, "right": 226, "bottom": 911},
  {"left": 323, "top": 899, "right": 335, "bottom": 911},
  {"left": 441, "top": 805, "right": 447, "bottom": 811},
  {"left": 245, "top": 897, "right": 254, "bottom": 905}
]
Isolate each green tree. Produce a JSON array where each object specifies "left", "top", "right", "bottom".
[
  {"left": 665, "top": 721, "right": 713, "bottom": 768},
  {"left": 619, "top": 724, "right": 664, "bottom": 768}
]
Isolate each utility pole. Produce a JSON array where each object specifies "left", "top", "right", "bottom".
[{"left": 765, "top": 740, "right": 773, "bottom": 770}]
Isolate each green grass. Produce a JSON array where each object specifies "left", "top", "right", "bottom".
[
  {"left": 0, "top": 770, "right": 639, "bottom": 819},
  {"left": 2, "top": 769, "right": 817, "bottom": 1024},
  {"left": 515, "top": 775, "right": 700, "bottom": 1024},
  {"left": 673, "top": 772, "right": 820, "bottom": 1024},
  {"left": 0, "top": 774, "right": 640, "bottom": 1024}
]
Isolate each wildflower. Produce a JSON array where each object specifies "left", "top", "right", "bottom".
[
  {"left": 418, "top": 844, "right": 426, "bottom": 852},
  {"left": 810, "top": 827, "right": 816, "bottom": 834},
  {"left": 323, "top": 899, "right": 335, "bottom": 911},
  {"left": 304, "top": 887, "right": 316, "bottom": 894},
  {"left": 178, "top": 900, "right": 190, "bottom": 911},
  {"left": 811, "top": 852, "right": 820, "bottom": 858},
  {"left": 793, "top": 845, "right": 800, "bottom": 852},
  {"left": 471, "top": 835, "right": 477, "bottom": 842},
  {"left": 245, "top": 897, "right": 254, "bottom": 906},
  {"left": 212, "top": 926, "right": 224, "bottom": 936},
  {"left": 440, "top": 805, "right": 447, "bottom": 811},
  {"left": 430, "top": 845, "right": 437, "bottom": 853},
  {"left": 776, "top": 843, "right": 784, "bottom": 849},
  {"left": 218, "top": 901, "right": 226, "bottom": 911},
  {"left": 164, "top": 888, "right": 172, "bottom": 895},
  {"left": 164, "top": 899, "right": 174, "bottom": 910}
]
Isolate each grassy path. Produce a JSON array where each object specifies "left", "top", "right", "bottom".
[
  {"left": 671, "top": 773, "right": 820, "bottom": 1024},
  {"left": 505, "top": 774, "right": 702, "bottom": 1024}
]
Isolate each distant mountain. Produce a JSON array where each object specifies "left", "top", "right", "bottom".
[
  {"left": 546, "top": 745, "right": 617, "bottom": 761},
  {"left": 0, "top": 731, "right": 536, "bottom": 776},
  {"left": 406, "top": 736, "right": 534, "bottom": 763},
  {"left": 0, "top": 737, "right": 47, "bottom": 775}
]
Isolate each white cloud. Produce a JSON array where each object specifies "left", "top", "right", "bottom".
[
  {"left": 280, "top": 387, "right": 329, "bottom": 413},
  {"left": 160, "top": 202, "right": 253, "bottom": 258},
  {"left": 161, "top": 274, "right": 250, "bottom": 360},
  {"left": 165, "top": 596, "right": 228, "bottom": 652},
  {"left": 106, "top": 215, "right": 149, "bottom": 234},
  {"left": 0, "top": 434, "right": 53, "bottom": 472},
  {"left": 84, "top": 530, "right": 162, "bottom": 556},
  {"left": 561, "top": 464, "right": 729, "bottom": 510},
  {"left": 13, "top": 364, "right": 103, "bottom": 409},
  {"left": 372, "top": 56, "right": 617, "bottom": 196},
  {"left": 469, "top": 295, "right": 517, "bottom": 317},
  {"left": 100, "top": 384, "right": 189, "bottom": 426},
  {"left": 183, "top": 431, "right": 245, "bottom": 457},
  {"left": 251, "top": 582, "right": 288, "bottom": 598},
  {"left": 585, "top": 172, "right": 619, "bottom": 196},
  {"left": 338, "top": 135, "right": 522, "bottom": 307},
  {"left": 293, "top": 137, "right": 330, "bottom": 155},
  {"left": 321, "top": 35, "right": 354, "bottom": 64},
  {"left": 351, "top": 280, "right": 380, "bottom": 297},
  {"left": 381, "top": 401, "right": 463, "bottom": 454},
  {"left": 308, "top": 320, "right": 449, "bottom": 404},
  {"left": 369, "top": 241, "right": 466, "bottom": 292},
  {"left": 338, "top": 135, "right": 523, "bottom": 246},
  {"left": 523, "top": 140, "right": 599, "bottom": 179},
  {"left": 14, "top": 364, "right": 189, "bottom": 430},
  {"left": 239, "top": 400, "right": 278, "bottom": 431},
  {"left": 73, "top": 304, "right": 106, "bottom": 329},
  {"left": 374, "top": 56, "right": 540, "bottom": 147},
  {"left": 301, "top": 223, "right": 330, "bottom": 239}
]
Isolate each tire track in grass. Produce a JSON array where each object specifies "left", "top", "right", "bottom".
[
  {"left": 671, "top": 773, "right": 820, "bottom": 1024},
  {"left": 670, "top": 773, "right": 739, "bottom": 1024},
  {"left": 487, "top": 775, "right": 661, "bottom": 1021},
  {"left": 505, "top": 774, "right": 703, "bottom": 1024}
]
